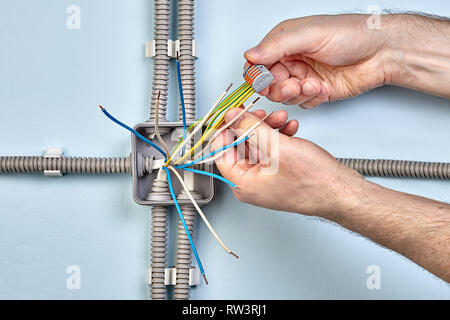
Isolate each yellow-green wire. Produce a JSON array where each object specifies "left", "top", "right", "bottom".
[{"left": 174, "top": 83, "right": 254, "bottom": 165}]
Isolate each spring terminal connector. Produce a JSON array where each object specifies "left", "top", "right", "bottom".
[{"left": 243, "top": 64, "right": 274, "bottom": 92}]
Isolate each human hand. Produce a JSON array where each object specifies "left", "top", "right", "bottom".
[
  {"left": 212, "top": 108, "right": 365, "bottom": 217},
  {"left": 244, "top": 14, "right": 398, "bottom": 108}
]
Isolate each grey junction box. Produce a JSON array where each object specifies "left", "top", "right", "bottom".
[{"left": 131, "top": 120, "right": 215, "bottom": 206}]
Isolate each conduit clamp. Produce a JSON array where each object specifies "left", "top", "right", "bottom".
[
  {"left": 145, "top": 40, "right": 198, "bottom": 58},
  {"left": 43, "top": 147, "right": 63, "bottom": 177},
  {"left": 147, "top": 267, "right": 201, "bottom": 286}
]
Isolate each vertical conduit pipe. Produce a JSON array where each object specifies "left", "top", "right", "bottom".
[
  {"left": 150, "top": 0, "right": 171, "bottom": 120},
  {"left": 149, "top": 0, "right": 171, "bottom": 300},
  {"left": 175, "top": 0, "right": 197, "bottom": 300}
]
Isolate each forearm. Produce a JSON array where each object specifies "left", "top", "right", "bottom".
[
  {"left": 383, "top": 14, "right": 450, "bottom": 98},
  {"left": 324, "top": 179, "right": 450, "bottom": 282}
]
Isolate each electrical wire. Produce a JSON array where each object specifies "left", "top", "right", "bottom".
[
  {"left": 176, "top": 52, "right": 187, "bottom": 156},
  {"left": 197, "top": 112, "right": 272, "bottom": 166},
  {"left": 181, "top": 167, "right": 238, "bottom": 189},
  {"left": 204, "top": 84, "right": 253, "bottom": 133},
  {"left": 174, "top": 84, "right": 255, "bottom": 165},
  {"left": 99, "top": 106, "right": 167, "bottom": 160},
  {"left": 168, "top": 166, "right": 239, "bottom": 259},
  {"left": 196, "top": 97, "right": 260, "bottom": 160},
  {"left": 162, "top": 166, "right": 208, "bottom": 285},
  {"left": 164, "top": 83, "right": 232, "bottom": 166},
  {"left": 154, "top": 92, "right": 171, "bottom": 157},
  {"left": 175, "top": 135, "right": 251, "bottom": 170}
]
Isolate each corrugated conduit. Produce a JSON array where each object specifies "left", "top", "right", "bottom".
[
  {"left": 0, "top": 156, "right": 131, "bottom": 174},
  {"left": 174, "top": 0, "right": 197, "bottom": 300},
  {"left": 337, "top": 158, "right": 450, "bottom": 179},
  {"left": 150, "top": 0, "right": 171, "bottom": 121},
  {"left": 148, "top": 0, "right": 172, "bottom": 301}
]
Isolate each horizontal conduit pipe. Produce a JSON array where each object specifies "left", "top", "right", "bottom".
[
  {"left": 337, "top": 158, "right": 450, "bottom": 179},
  {"left": 1, "top": 156, "right": 450, "bottom": 179},
  {"left": 0, "top": 156, "right": 132, "bottom": 175}
]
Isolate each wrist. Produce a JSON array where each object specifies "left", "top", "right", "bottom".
[
  {"left": 309, "top": 165, "right": 372, "bottom": 221},
  {"left": 381, "top": 14, "right": 450, "bottom": 97}
]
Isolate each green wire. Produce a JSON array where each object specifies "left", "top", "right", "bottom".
[{"left": 170, "top": 83, "right": 248, "bottom": 152}]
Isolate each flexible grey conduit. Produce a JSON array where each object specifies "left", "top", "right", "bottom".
[
  {"left": 0, "top": 156, "right": 131, "bottom": 174},
  {"left": 174, "top": 192, "right": 196, "bottom": 300},
  {"left": 150, "top": 179, "right": 169, "bottom": 300},
  {"left": 149, "top": 0, "right": 171, "bottom": 300},
  {"left": 337, "top": 158, "right": 450, "bottom": 179},
  {"left": 150, "top": 0, "right": 170, "bottom": 121},
  {"left": 177, "top": 0, "right": 196, "bottom": 121},
  {"left": 175, "top": 142, "right": 197, "bottom": 300},
  {"left": 175, "top": 0, "right": 197, "bottom": 300},
  {"left": 2, "top": 156, "right": 449, "bottom": 179}
]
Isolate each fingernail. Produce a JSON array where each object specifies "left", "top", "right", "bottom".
[
  {"left": 281, "top": 85, "right": 297, "bottom": 99},
  {"left": 245, "top": 46, "right": 263, "bottom": 59},
  {"left": 302, "top": 81, "right": 316, "bottom": 96}
]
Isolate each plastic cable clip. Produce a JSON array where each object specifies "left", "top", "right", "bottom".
[
  {"left": 145, "top": 39, "right": 197, "bottom": 58},
  {"left": 174, "top": 40, "right": 198, "bottom": 58},
  {"left": 145, "top": 40, "right": 156, "bottom": 58},
  {"left": 146, "top": 267, "right": 201, "bottom": 286},
  {"left": 44, "top": 147, "right": 63, "bottom": 177}
]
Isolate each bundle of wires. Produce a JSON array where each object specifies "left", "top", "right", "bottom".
[
  {"left": 100, "top": 61, "right": 266, "bottom": 284},
  {"left": 166, "top": 80, "right": 256, "bottom": 167}
]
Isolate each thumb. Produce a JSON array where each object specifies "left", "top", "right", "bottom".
[
  {"left": 225, "top": 108, "right": 272, "bottom": 135},
  {"left": 244, "top": 29, "right": 313, "bottom": 66},
  {"left": 224, "top": 108, "right": 277, "bottom": 160}
]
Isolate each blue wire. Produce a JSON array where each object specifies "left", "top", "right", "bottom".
[
  {"left": 162, "top": 167, "right": 206, "bottom": 277},
  {"left": 175, "top": 135, "right": 250, "bottom": 170},
  {"left": 100, "top": 106, "right": 167, "bottom": 160},
  {"left": 176, "top": 59, "right": 187, "bottom": 156},
  {"left": 182, "top": 167, "right": 237, "bottom": 189}
]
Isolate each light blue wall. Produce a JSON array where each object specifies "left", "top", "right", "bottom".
[{"left": 0, "top": 0, "right": 449, "bottom": 299}]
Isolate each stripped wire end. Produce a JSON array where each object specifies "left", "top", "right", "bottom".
[
  {"left": 226, "top": 82, "right": 233, "bottom": 92},
  {"left": 202, "top": 273, "right": 209, "bottom": 285},
  {"left": 257, "top": 111, "right": 273, "bottom": 125},
  {"left": 157, "top": 90, "right": 161, "bottom": 100},
  {"left": 252, "top": 96, "right": 261, "bottom": 104},
  {"left": 99, "top": 105, "right": 104, "bottom": 111},
  {"left": 229, "top": 251, "right": 239, "bottom": 259}
]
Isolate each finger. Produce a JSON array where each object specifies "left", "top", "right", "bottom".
[
  {"left": 281, "top": 59, "right": 321, "bottom": 80},
  {"left": 224, "top": 109, "right": 277, "bottom": 160},
  {"left": 299, "top": 81, "right": 331, "bottom": 109},
  {"left": 212, "top": 129, "right": 253, "bottom": 183},
  {"left": 252, "top": 109, "right": 292, "bottom": 130},
  {"left": 269, "top": 62, "right": 290, "bottom": 83},
  {"left": 264, "top": 110, "right": 288, "bottom": 129},
  {"left": 279, "top": 119, "right": 299, "bottom": 136},
  {"left": 281, "top": 78, "right": 322, "bottom": 105},
  {"left": 266, "top": 77, "right": 301, "bottom": 102},
  {"left": 244, "top": 29, "right": 316, "bottom": 66},
  {"left": 252, "top": 109, "right": 266, "bottom": 119}
]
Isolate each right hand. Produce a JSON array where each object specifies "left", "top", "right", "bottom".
[
  {"left": 212, "top": 108, "right": 365, "bottom": 216},
  {"left": 245, "top": 14, "right": 399, "bottom": 108}
]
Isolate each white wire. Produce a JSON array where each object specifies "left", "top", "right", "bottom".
[
  {"left": 167, "top": 84, "right": 231, "bottom": 164},
  {"left": 197, "top": 112, "right": 272, "bottom": 165},
  {"left": 168, "top": 166, "right": 239, "bottom": 258},
  {"left": 194, "top": 98, "right": 259, "bottom": 161},
  {"left": 154, "top": 96, "right": 170, "bottom": 157}
]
